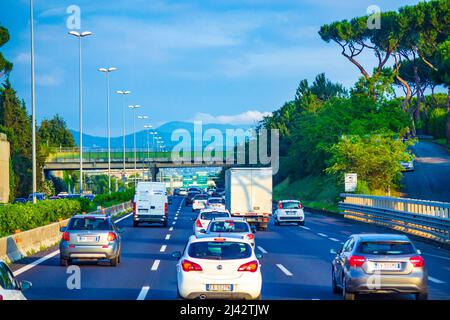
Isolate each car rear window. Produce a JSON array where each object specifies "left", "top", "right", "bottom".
[
  {"left": 209, "top": 221, "right": 249, "bottom": 233},
  {"left": 281, "top": 201, "right": 300, "bottom": 209},
  {"left": 356, "top": 241, "right": 416, "bottom": 255},
  {"left": 67, "top": 217, "right": 112, "bottom": 231},
  {"left": 201, "top": 212, "right": 230, "bottom": 220},
  {"left": 194, "top": 195, "right": 208, "bottom": 200},
  {"left": 188, "top": 241, "right": 252, "bottom": 260},
  {"left": 208, "top": 198, "right": 223, "bottom": 204}
]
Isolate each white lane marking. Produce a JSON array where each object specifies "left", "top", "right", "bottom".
[
  {"left": 160, "top": 245, "right": 167, "bottom": 252},
  {"left": 151, "top": 260, "right": 160, "bottom": 271},
  {"left": 169, "top": 227, "right": 174, "bottom": 231},
  {"left": 172, "top": 222, "right": 176, "bottom": 225},
  {"left": 257, "top": 246, "right": 268, "bottom": 254},
  {"left": 312, "top": 298, "right": 320, "bottom": 300},
  {"left": 428, "top": 276, "right": 445, "bottom": 284},
  {"left": 276, "top": 264, "right": 293, "bottom": 276},
  {"left": 115, "top": 212, "right": 133, "bottom": 223},
  {"left": 165, "top": 234, "right": 171, "bottom": 240},
  {"left": 13, "top": 250, "right": 60, "bottom": 277},
  {"left": 299, "top": 226, "right": 310, "bottom": 230},
  {"left": 423, "top": 253, "right": 450, "bottom": 261},
  {"left": 137, "top": 286, "right": 150, "bottom": 300},
  {"left": 174, "top": 217, "right": 178, "bottom": 220},
  {"left": 329, "top": 238, "right": 340, "bottom": 242},
  {"left": 317, "top": 233, "right": 328, "bottom": 237}
]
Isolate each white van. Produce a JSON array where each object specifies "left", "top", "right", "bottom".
[{"left": 133, "top": 182, "right": 168, "bottom": 227}]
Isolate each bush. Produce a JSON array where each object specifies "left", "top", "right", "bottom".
[
  {"left": 0, "top": 199, "right": 81, "bottom": 237},
  {"left": 428, "top": 108, "right": 448, "bottom": 139},
  {"left": 93, "top": 188, "right": 135, "bottom": 207}
]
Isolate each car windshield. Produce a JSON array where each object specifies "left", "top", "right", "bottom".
[
  {"left": 0, "top": 262, "right": 19, "bottom": 290},
  {"left": 208, "top": 198, "right": 223, "bottom": 204},
  {"left": 209, "top": 221, "right": 249, "bottom": 233},
  {"left": 200, "top": 212, "right": 230, "bottom": 220},
  {"left": 282, "top": 201, "right": 299, "bottom": 209},
  {"left": 67, "top": 217, "right": 112, "bottom": 231},
  {"left": 356, "top": 241, "right": 416, "bottom": 255},
  {"left": 188, "top": 241, "right": 252, "bottom": 260}
]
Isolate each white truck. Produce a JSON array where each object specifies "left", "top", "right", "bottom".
[
  {"left": 133, "top": 182, "right": 168, "bottom": 227},
  {"left": 225, "top": 167, "right": 273, "bottom": 231}
]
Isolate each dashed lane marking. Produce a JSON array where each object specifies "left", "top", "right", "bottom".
[
  {"left": 299, "top": 226, "right": 310, "bottom": 230},
  {"left": 317, "top": 233, "right": 328, "bottom": 237},
  {"left": 257, "top": 246, "right": 268, "bottom": 254},
  {"left": 329, "top": 238, "right": 340, "bottom": 242},
  {"left": 428, "top": 276, "right": 445, "bottom": 284},
  {"left": 151, "top": 260, "right": 160, "bottom": 271},
  {"left": 165, "top": 234, "right": 171, "bottom": 240},
  {"left": 276, "top": 264, "right": 293, "bottom": 276},
  {"left": 137, "top": 286, "right": 150, "bottom": 300},
  {"left": 160, "top": 245, "right": 167, "bottom": 253}
]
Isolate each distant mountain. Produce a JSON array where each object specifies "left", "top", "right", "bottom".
[{"left": 70, "top": 121, "right": 254, "bottom": 150}]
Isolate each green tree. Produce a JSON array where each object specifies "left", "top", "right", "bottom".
[
  {"left": 38, "top": 114, "right": 75, "bottom": 148},
  {"left": 0, "top": 25, "right": 12, "bottom": 78}
]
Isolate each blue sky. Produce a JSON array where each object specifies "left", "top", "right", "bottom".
[{"left": 1, "top": 0, "right": 420, "bottom": 136}]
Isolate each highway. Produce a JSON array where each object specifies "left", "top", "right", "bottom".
[{"left": 10, "top": 196, "right": 450, "bottom": 300}]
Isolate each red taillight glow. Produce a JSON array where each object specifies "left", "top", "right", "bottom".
[
  {"left": 348, "top": 255, "right": 366, "bottom": 267},
  {"left": 62, "top": 232, "right": 70, "bottom": 242},
  {"left": 247, "top": 233, "right": 255, "bottom": 240},
  {"left": 238, "top": 260, "right": 258, "bottom": 272},
  {"left": 107, "top": 232, "right": 117, "bottom": 242},
  {"left": 214, "top": 238, "right": 226, "bottom": 242},
  {"left": 133, "top": 202, "right": 137, "bottom": 216},
  {"left": 195, "top": 219, "right": 203, "bottom": 228},
  {"left": 165, "top": 203, "right": 168, "bottom": 215},
  {"left": 278, "top": 203, "right": 283, "bottom": 209},
  {"left": 181, "top": 259, "right": 203, "bottom": 272},
  {"left": 0, "top": 294, "right": 3, "bottom": 300},
  {"left": 298, "top": 202, "right": 303, "bottom": 209},
  {"left": 410, "top": 256, "right": 425, "bottom": 268}
]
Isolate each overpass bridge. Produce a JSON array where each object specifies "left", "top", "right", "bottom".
[{"left": 45, "top": 148, "right": 238, "bottom": 180}]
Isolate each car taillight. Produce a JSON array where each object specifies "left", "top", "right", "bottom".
[
  {"left": 195, "top": 219, "right": 203, "bottom": 228},
  {"left": 278, "top": 203, "right": 283, "bottom": 209},
  {"left": 62, "top": 232, "right": 70, "bottom": 242},
  {"left": 107, "top": 232, "right": 117, "bottom": 242},
  {"left": 298, "top": 202, "right": 303, "bottom": 209},
  {"left": 410, "top": 256, "right": 424, "bottom": 268},
  {"left": 182, "top": 259, "right": 203, "bottom": 272},
  {"left": 348, "top": 255, "right": 366, "bottom": 267},
  {"left": 133, "top": 202, "right": 136, "bottom": 216},
  {"left": 238, "top": 260, "right": 258, "bottom": 272},
  {"left": 0, "top": 294, "right": 3, "bottom": 300},
  {"left": 165, "top": 203, "right": 168, "bottom": 215},
  {"left": 247, "top": 233, "right": 255, "bottom": 240}
]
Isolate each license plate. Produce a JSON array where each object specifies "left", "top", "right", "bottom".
[
  {"left": 286, "top": 211, "right": 296, "bottom": 215},
  {"left": 206, "top": 284, "right": 233, "bottom": 292},
  {"left": 374, "top": 262, "right": 401, "bottom": 270},
  {"left": 78, "top": 236, "right": 98, "bottom": 242}
]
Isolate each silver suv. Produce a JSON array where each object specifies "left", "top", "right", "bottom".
[
  {"left": 331, "top": 234, "right": 428, "bottom": 300},
  {"left": 59, "top": 214, "right": 123, "bottom": 267}
]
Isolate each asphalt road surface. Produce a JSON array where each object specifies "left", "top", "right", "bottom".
[
  {"left": 403, "top": 141, "right": 450, "bottom": 202},
  {"left": 10, "top": 196, "right": 450, "bottom": 300}
]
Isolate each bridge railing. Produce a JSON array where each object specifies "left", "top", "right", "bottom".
[{"left": 339, "top": 193, "right": 450, "bottom": 244}]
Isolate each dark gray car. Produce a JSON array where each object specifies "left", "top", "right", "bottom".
[
  {"left": 331, "top": 234, "right": 428, "bottom": 300},
  {"left": 59, "top": 214, "right": 123, "bottom": 266}
]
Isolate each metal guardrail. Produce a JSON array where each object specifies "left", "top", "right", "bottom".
[
  {"left": 339, "top": 194, "right": 450, "bottom": 244},
  {"left": 88, "top": 201, "right": 133, "bottom": 217}
]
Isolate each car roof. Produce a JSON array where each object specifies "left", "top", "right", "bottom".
[
  {"left": 208, "top": 197, "right": 223, "bottom": 200},
  {"left": 189, "top": 234, "right": 251, "bottom": 244},
  {"left": 210, "top": 217, "right": 246, "bottom": 222},
  {"left": 70, "top": 214, "right": 110, "bottom": 219},
  {"left": 352, "top": 233, "right": 411, "bottom": 242},
  {"left": 279, "top": 199, "right": 300, "bottom": 202},
  {"left": 198, "top": 209, "right": 230, "bottom": 215}
]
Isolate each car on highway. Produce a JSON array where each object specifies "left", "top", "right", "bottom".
[
  {"left": 206, "top": 197, "right": 225, "bottom": 210},
  {"left": 273, "top": 200, "right": 305, "bottom": 226},
  {"left": 27, "top": 193, "right": 46, "bottom": 202},
  {"left": 59, "top": 214, "right": 123, "bottom": 267},
  {"left": 133, "top": 182, "right": 168, "bottom": 227},
  {"left": 193, "top": 209, "right": 231, "bottom": 236},
  {"left": 13, "top": 198, "right": 27, "bottom": 204},
  {"left": 205, "top": 217, "right": 256, "bottom": 247},
  {"left": 330, "top": 234, "right": 428, "bottom": 300},
  {"left": 192, "top": 194, "right": 209, "bottom": 211},
  {"left": 172, "top": 235, "right": 262, "bottom": 300},
  {"left": 185, "top": 191, "right": 200, "bottom": 206},
  {"left": 400, "top": 159, "right": 414, "bottom": 172},
  {"left": 0, "top": 259, "right": 32, "bottom": 300}
]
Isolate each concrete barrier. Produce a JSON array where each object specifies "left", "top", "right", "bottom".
[{"left": 0, "top": 201, "right": 132, "bottom": 264}]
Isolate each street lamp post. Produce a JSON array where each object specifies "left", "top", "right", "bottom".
[
  {"left": 30, "top": 0, "right": 37, "bottom": 203},
  {"left": 129, "top": 105, "right": 141, "bottom": 185},
  {"left": 98, "top": 67, "right": 117, "bottom": 193},
  {"left": 116, "top": 90, "right": 131, "bottom": 178},
  {"left": 69, "top": 30, "right": 92, "bottom": 195}
]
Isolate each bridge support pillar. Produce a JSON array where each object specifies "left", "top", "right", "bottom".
[{"left": 149, "top": 165, "right": 159, "bottom": 182}]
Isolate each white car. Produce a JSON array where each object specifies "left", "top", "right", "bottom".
[
  {"left": 400, "top": 159, "right": 414, "bottom": 171},
  {"left": 206, "top": 197, "right": 225, "bottom": 210},
  {"left": 173, "top": 235, "right": 262, "bottom": 300},
  {"left": 206, "top": 217, "right": 256, "bottom": 247},
  {"left": 273, "top": 200, "right": 305, "bottom": 226},
  {"left": 193, "top": 209, "right": 231, "bottom": 236},
  {"left": 0, "top": 259, "right": 32, "bottom": 300},
  {"left": 192, "top": 194, "right": 209, "bottom": 212}
]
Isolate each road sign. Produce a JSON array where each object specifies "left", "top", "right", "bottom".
[{"left": 345, "top": 173, "right": 357, "bottom": 192}]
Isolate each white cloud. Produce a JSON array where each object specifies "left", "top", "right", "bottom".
[
  {"left": 192, "top": 110, "right": 272, "bottom": 125},
  {"left": 14, "top": 52, "right": 30, "bottom": 64}
]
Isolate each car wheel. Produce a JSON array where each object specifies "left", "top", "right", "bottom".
[
  {"left": 342, "top": 278, "right": 355, "bottom": 300},
  {"left": 118, "top": 253, "right": 121, "bottom": 264},
  {"left": 332, "top": 268, "right": 341, "bottom": 294},
  {"left": 274, "top": 220, "right": 279, "bottom": 226},
  {"left": 110, "top": 255, "right": 119, "bottom": 267},
  {"left": 415, "top": 292, "right": 428, "bottom": 300},
  {"left": 60, "top": 258, "right": 68, "bottom": 267},
  {"left": 163, "top": 221, "right": 168, "bottom": 227}
]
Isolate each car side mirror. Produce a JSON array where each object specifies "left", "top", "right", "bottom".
[
  {"left": 171, "top": 251, "right": 182, "bottom": 259},
  {"left": 416, "top": 249, "right": 421, "bottom": 255},
  {"left": 255, "top": 253, "right": 263, "bottom": 259},
  {"left": 59, "top": 227, "right": 66, "bottom": 232},
  {"left": 20, "top": 280, "right": 32, "bottom": 292}
]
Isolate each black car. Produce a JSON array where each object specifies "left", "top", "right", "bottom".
[
  {"left": 13, "top": 198, "right": 27, "bottom": 204},
  {"left": 185, "top": 191, "right": 200, "bottom": 206}
]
